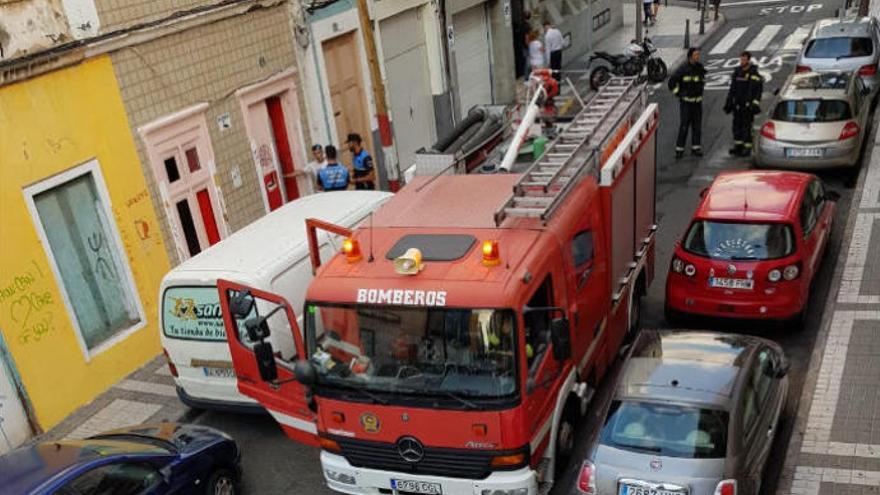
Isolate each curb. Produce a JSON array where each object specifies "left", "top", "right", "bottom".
[{"left": 772, "top": 99, "right": 880, "bottom": 494}]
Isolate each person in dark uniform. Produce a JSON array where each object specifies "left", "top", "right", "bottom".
[
  {"left": 346, "top": 133, "right": 376, "bottom": 190},
  {"left": 669, "top": 48, "right": 707, "bottom": 158},
  {"left": 724, "top": 51, "right": 764, "bottom": 157},
  {"left": 317, "top": 145, "right": 350, "bottom": 192}
]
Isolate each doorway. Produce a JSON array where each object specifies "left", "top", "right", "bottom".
[{"left": 322, "top": 32, "right": 373, "bottom": 159}]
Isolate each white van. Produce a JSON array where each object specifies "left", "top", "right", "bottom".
[{"left": 159, "top": 191, "right": 392, "bottom": 412}]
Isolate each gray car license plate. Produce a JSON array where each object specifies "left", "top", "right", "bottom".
[
  {"left": 620, "top": 485, "right": 686, "bottom": 495},
  {"left": 391, "top": 479, "right": 442, "bottom": 494},
  {"left": 786, "top": 147, "right": 823, "bottom": 158}
]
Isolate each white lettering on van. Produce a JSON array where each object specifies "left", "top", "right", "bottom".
[{"left": 354, "top": 289, "right": 448, "bottom": 307}]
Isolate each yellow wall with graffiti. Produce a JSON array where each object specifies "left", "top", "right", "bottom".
[{"left": 0, "top": 56, "right": 170, "bottom": 430}]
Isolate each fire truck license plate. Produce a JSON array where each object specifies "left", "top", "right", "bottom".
[
  {"left": 620, "top": 485, "right": 686, "bottom": 495},
  {"left": 391, "top": 479, "right": 442, "bottom": 494},
  {"left": 709, "top": 277, "right": 754, "bottom": 290}
]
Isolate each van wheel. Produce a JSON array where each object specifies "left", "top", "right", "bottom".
[{"left": 554, "top": 402, "right": 578, "bottom": 478}]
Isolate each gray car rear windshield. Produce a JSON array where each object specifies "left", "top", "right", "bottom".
[
  {"left": 601, "top": 401, "right": 729, "bottom": 459},
  {"left": 773, "top": 99, "right": 852, "bottom": 122},
  {"left": 683, "top": 221, "right": 796, "bottom": 260},
  {"left": 805, "top": 36, "right": 873, "bottom": 58}
]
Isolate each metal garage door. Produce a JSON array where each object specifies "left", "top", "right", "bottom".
[
  {"left": 381, "top": 8, "right": 436, "bottom": 171},
  {"left": 453, "top": 4, "right": 492, "bottom": 118}
]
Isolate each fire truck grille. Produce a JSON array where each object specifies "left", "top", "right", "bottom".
[{"left": 335, "top": 437, "right": 509, "bottom": 480}]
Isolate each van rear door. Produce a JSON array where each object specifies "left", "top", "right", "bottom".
[{"left": 217, "top": 278, "right": 318, "bottom": 446}]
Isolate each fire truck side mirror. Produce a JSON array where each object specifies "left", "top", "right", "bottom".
[
  {"left": 294, "top": 360, "right": 318, "bottom": 386},
  {"left": 254, "top": 341, "right": 278, "bottom": 382},
  {"left": 229, "top": 290, "right": 255, "bottom": 319},
  {"left": 550, "top": 317, "right": 571, "bottom": 362}
]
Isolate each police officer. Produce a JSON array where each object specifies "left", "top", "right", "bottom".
[
  {"left": 724, "top": 51, "right": 764, "bottom": 157},
  {"left": 317, "top": 145, "right": 350, "bottom": 192},
  {"left": 669, "top": 47, "right": 706, "bottom": 159},
  {"left": 346, "top": 132, "right": 376, "bottom": 190}
]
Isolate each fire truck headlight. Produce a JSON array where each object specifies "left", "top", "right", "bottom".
[
  {"left": 480, "top": 489, "right": 529, "bottom": 495},
  {"left": 324, "top": 469, "right": 356, "bottom": 485}
]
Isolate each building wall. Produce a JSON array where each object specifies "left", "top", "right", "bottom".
[
  {"left": 110, "top": 4, "right": 310, "bottom": 264},
  {"left": 0, "top": 55, "right": 171, "bottom": 430},
  {"left": 93, "top": 0, "right": 214, "bottom": 32}
]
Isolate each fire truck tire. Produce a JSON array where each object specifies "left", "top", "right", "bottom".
[
  {"left": 627, "top": 278, "right": 645, "bottom": 343},
  {"left": 554, "top": 401, "right": 578, "bottom": 477}
]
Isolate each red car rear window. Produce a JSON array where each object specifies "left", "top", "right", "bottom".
[{"left": 683, "top": 221, "right": 795, "bottom": 260}]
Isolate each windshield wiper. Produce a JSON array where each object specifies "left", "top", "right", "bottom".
[
  {"left": 440, "top": 391, "right": 479, "bottom": 410},
  {"left": 617, "top": 443, "right": 662, "bottom": 453},
  {"left": 326, "top": 381, "right": 389, "bottom": 405}
]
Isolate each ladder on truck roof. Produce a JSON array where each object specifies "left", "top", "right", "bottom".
[{"left": 494, "top": 76, "right": 644, "bottom": 226}]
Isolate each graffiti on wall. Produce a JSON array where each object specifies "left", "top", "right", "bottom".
[{"left": 0, "top": 261, "right": 55, "bottom": 345}]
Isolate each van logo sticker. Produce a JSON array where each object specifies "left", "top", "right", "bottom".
[
  {"left": 163, "top": 287, "right": 242, "bottom": 341},
  {"left": 360, "top": 412, "right": 381, "bottom": 433},
  {"left": 356, "top": 289, "right": 447, "bottom": 306}
]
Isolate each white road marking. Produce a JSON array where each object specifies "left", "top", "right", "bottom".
[
  {"left": 791, "top": 466, "right": 880, "bottom": 494},
  {"left": 746, "top": 24, "right": 782, "bottom": 52},
  {"left": 837, "top": 213, "right": 880, "bottom": 304},
  {"left": 861, "top": 147, "right": 880, "bottom": 208},
  {"left": 710, "top": 27, "right": 749, "bottom": 55},
  {"left": 720, "top": 0, "right": 788, "bottom": 6},
  {"left": 783, "top": 26, "right": 811, "bottom": 51},
  {"left": 800, "top": 311, "right": 880, "bottom": 458}
]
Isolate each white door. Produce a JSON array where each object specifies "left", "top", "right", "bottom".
[
  {"left": 381, "top": 8, "right": 436, "bottom": 171},
  {"left": 0, "top": 351, "right": 31, "bottom": 454},
  {"left": 453, "top": 4, "right": 493, "bottom": 118}
]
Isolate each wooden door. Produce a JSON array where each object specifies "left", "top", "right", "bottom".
[{"left": 323, "top": 32, "right": 373, "bottom": 158}]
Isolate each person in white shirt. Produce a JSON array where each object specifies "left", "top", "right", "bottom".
[
  {"left": 543, "top": 21, "right": 564, "bottom": 82},
  {"left": 527, "top": 30, "right": 545, "bottom": 77},
  {"left": 304, "top": 144, "right": 327, "bottom": 195}
]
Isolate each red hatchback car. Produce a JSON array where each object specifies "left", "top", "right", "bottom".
[{"left": 666, "top": 171, "right": 838, "bottom": 325}]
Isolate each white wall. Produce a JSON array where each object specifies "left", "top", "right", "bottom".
[{"left": 0, "top": 0, "right": 99, "bottom": 61}]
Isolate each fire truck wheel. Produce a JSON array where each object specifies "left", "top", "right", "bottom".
[
  {"left": 627, "top": 281, "right": 644, "bottom": 342},
  {"left": 554, "top": 402, "right": 578, "bottom": 477}
]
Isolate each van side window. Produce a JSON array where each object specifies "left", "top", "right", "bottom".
[{"left": 524, "top": 276, "right": 553, "bottom": 370}]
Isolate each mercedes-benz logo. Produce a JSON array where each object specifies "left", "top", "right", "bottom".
[
  {"left": 727, "top": 264, "right": 737, "bottom": 275},
  {"left": 397, "top": 436, "right": 424, "bottom": 463}
]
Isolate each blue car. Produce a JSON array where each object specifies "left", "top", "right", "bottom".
[{"left": 0, "top": 423, "right": 240, "bottom": 495}]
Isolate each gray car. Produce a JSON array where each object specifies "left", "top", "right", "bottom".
[
  {"left": 797, "top": 16, "right": 880, "bottom": 93},
  {"left": 754, "top": 71, "right": 870, "bottom": 169},
  {"left": 573, "top": 331, "right": 789, "bottom": 495}
]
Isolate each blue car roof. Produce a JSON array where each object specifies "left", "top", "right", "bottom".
[{"left": 0, "top": 439, "right": 170, "bottom": 494}]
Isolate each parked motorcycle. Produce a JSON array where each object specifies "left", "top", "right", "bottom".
[{"left": 588, "top": 35, "right": 667, "bottom": 90}]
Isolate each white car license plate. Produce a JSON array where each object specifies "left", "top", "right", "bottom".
[
  {"left": 391, "top": 479, "right": 442, "bottom": 494},
  {"left": 709, "top": 277, "right": 754, "bottom": 290},
  {"left": 620, "top": 485, "right": 686, "bottom": 495},
  {"left": 203, "top": 367, "right": 235, "bottom": 378},
  {"left": 786, "top": 147, "right": 823, "bottom": 158}
]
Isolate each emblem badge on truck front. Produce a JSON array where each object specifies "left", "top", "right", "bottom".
[
  {"left": 398, "top": 436, "right": 425, "bottom": 463},
  {"left": 360, "top": 412, "right": 380, "bottom": 433}
]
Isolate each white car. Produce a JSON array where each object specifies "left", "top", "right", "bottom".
[
  {"left": 160, "top": 191, "right": 391, "bottom": 411},
  {"left": 797, "top": 16, "right": 880, "bottom": 93}
]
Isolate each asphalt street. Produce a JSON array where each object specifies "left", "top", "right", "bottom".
[{"left": 194, "top": 1, "right": 872, "bottom": 493}]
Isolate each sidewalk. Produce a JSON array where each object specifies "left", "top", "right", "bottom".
[
  {"left": 564, "top": 1, "right": 724, "bottom": 77},
  {"left": 775, "top": 122, "right": 880, "bottom": 491}
]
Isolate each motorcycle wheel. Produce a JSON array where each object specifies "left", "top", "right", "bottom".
[
  {"left": 590, "top": 66, "right": 612, "bottom": 91},
  {"left": 647, "top": 59, "right": 668, "bottom": 83}
]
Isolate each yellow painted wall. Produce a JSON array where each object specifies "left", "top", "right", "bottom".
[{"left": 0, "top": 56, "right": 171, "bottom": 430}]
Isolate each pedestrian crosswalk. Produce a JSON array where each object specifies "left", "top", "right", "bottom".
[
  {"left": 709, "top": 27, "right": 749, "bottom": 55},
  {"left": 745, "top": 24, "right": 783, "bottom": 52},
  {"left": 706, "top": 23, "right": 810, "bottom": 57}
]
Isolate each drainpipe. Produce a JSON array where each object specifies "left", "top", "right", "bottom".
[{"left": 355, "top": 0, "right": 400, "bottom": 191}]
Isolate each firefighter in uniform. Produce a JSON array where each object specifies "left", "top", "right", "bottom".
[
  {"left": 724, "top": 51, "right": 764, "bottom": 157},
  {"left": 669, "top": 48, "right": 706, "bottom": 158}
]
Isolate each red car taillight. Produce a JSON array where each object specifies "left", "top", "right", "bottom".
[
  {"left": 795, "top": 64, "right": 811, "bottom": 73},
  {"left": 839, "top": 121, "right": 860, "bottom": 140},
  {"left": 670, "top": 257, "right": 696, "bottom": 277},
  {"left": 162, "top": 348, "right": 178, "bottom": 377},
  {"left": 760, "top": 121, "right": 776, "bottom": 140},
  {"left": 714, "top": 479, "right": 737, "bottom": 495},
  {"left": 859, "top": 63, "right": 878, "bottom": 76},
  {"left": 577, "top": 461, "right": 597, "bottom": 494},
  {"left": 768, "top": 262, "right": 801, "bottom": 282}
]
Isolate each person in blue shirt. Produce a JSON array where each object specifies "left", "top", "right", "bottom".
[
  {"left": 345, "top": 132, "right": 376, "bottom": 190},
  {"left": 317, "top": 145, "right": 350, "bottom": 192}
]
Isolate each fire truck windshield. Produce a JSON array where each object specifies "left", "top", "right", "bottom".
[{"left": 304, "top": 303, "right": 518, "bottom": 400}]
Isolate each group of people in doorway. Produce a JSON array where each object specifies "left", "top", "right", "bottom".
[
  {"left": 668, "top": 47, "right": 764, "bottom": 159},
  {"left": 524, "top": 20, "right": 564, "bottom": 81},
  {"left": 305, "top": 132, "right": 376, "bottom": 193}
]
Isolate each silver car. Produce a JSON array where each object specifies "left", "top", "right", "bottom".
[
  {"left": 796, "top": 16, "right": 880, "bottom": 92},
  {"left": 573, "top": 331, "right": 789, "bottom": 495},
  {"left": 754, "top": 71, "right": 870, "bottom": 169}
]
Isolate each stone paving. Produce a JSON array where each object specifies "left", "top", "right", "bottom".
[{"left": 776, "top": 115, "right": 880, "bottom": 494}]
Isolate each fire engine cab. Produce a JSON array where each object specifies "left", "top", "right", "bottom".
[{"left": 218, "top": 77, "right": 658, "bottom": 495}]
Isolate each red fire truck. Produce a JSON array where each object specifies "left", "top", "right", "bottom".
[{"left": 218, "top": 77, "right": 658, "bottom": 494}]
